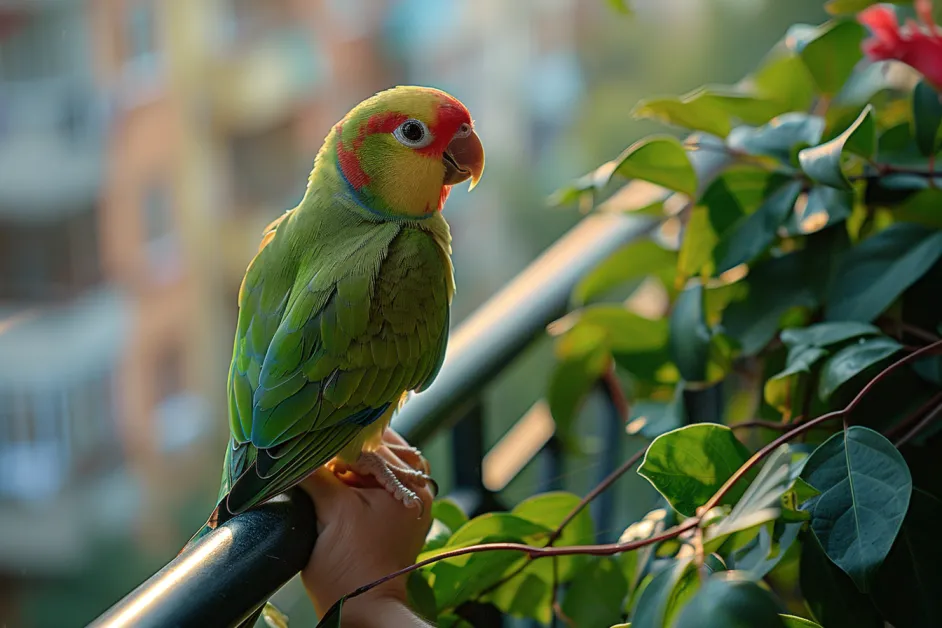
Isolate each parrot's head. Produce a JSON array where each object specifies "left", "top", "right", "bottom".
[{"left": 328, "top": 85, "right": 485, "bottom": 219}]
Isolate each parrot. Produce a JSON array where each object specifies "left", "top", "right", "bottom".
[{"left": 184, "top": 85, "right": 484, "bottom": 626}]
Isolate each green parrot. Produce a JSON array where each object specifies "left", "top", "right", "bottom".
[{"left": 185, "top": 86, "right": 484, "bottom": 624}]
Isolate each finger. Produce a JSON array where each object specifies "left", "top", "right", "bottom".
[
  {"left": 382, "top": 427, "right": 409, "bottom": 448},
  {"left": 299, "top": 466, "right": 347, "bottom": 510}
]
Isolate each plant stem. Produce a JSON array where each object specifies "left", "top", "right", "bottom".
[
  {"left": 701, "top": 340, "right": 942, "bottom": 512},
  {"left": 547, "top": 447, "right": 646, "bottom": 545},
  {"left": 601, "top": 363, "right": 630, "bottom": 423}
]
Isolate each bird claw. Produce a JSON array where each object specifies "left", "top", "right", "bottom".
[{"left": 349, "top": 451, "right": 427, "bottom": 517}]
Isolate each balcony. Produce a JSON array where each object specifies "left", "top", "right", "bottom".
[
  {"left": 0, "top": 77, "right": 108, "bottom": 215},
  {"left": 0, "top": 286, "right": 132, "bottom": 575}
]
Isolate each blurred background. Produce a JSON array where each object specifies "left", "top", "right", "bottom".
[{"left": 0, "top": 0, "right": 828, "bottom": 625}]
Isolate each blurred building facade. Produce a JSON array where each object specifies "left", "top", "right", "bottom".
[
  {"left": 0, "top": 0, "right": 398, "bottom": 624},
  {"left": 0, "top": 0, "right": 725, "bottom": 625}
]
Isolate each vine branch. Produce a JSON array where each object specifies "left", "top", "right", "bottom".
[{"left": 328, "top": 340, "right": 942, "bottom": 618}]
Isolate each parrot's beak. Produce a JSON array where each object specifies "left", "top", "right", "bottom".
[{"left": 442, "top": 129, "right": 485, "bottom": 190}]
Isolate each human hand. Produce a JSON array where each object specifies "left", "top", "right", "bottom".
[{"left": 299, "top": 429, "right": 434, "bottom": 625}]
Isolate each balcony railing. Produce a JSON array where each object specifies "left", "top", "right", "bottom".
[{"left": 89, "top": 145, "right": 728, "bottom": 628}]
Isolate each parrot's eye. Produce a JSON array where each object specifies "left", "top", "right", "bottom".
[{"left": 393, "top": 119, "right": 433, "bottom": 148}]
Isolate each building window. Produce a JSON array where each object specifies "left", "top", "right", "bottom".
[
  {"left": 0, "top": 372, "right": 119, "bottom": 501},
  {"left": 141, "top": 180, "right": 181, "bottom": 283},
  {"left": 0, "top": 9, "right": 68, "bottom": 82},
  {"left": 0, "top": 207, "right": 100, "bottom": 303}
]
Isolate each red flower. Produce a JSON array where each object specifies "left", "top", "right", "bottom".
[{"left": 859, "top": 0, "right": 942, "bottom": 91}]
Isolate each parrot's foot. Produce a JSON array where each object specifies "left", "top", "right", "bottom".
[
  {"left": 349, "top": 451, "right": 427, "bottom": 514},
  {"left": 387, "top": 443, "right": 430, "bottom": 474}
]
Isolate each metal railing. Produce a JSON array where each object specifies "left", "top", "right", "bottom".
[{"left": 90, "top": 145, "right": 728, "bottom": 628}]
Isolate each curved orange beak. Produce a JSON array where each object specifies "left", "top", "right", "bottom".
[{"left": 442, "top": 129, "right": 485, "bottom": 190}]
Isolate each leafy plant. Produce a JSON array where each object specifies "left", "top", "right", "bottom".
[{"left": 316, "top": 2, "right": 942, "bottom": 626}]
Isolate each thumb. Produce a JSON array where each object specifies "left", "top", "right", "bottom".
[{"left": 299, "top": 466, "right": 349, "bottom": 522}]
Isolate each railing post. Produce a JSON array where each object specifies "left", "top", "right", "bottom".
[
  {"left": 541, "top": 436, "right": 565, "bottom": 492},
  {"left": 449, "top": 399, "right": 503, "bottom": 518},
  {"left": 593, "top": 381, "right": 623, "bottom": 543}
]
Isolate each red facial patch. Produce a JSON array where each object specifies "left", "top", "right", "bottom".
[
  {"left": 421, "top": 98, "right": 473, "bottom": 158},
  {"left": 335, "top": 122, "right": 370, "bottom": 190}
]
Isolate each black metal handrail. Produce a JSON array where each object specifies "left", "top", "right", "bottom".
[
  {"left": 89, "top": 145, "right": 727, "bottom": 628},
  {"left": 89, "top": 489, "right": 316, "bottom": 628}
]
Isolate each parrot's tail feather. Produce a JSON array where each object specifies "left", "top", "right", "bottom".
[{"left": 178, "top": 501, "right": 232, "bottom": 556}]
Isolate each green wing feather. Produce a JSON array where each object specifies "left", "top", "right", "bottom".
[{"left": 221, "top": 217, "right": 451, "bottom": 515}]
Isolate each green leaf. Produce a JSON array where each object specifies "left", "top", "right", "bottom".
[
  {"left": 561, "top": 558, "right": 629, "bottom": 628},
  {"left": 799, "top": 105, "right": 876, "bottom": 189},
  {"left": 800, "top": 426, "right": 913, "bottom": 592},
  {"left": 638, "top": 424, "right": 754, "bottom": 517},
  {"left": 826, "top": 223, "right": 942, "bottom": 322},
  {"left": 781, "top": 476, "right": 820, "bottom": 521},
  {"left": 490, "top": 571, "right": 551, "bottom": 624},
  {"left": 790, "top": 20, "right": 866, "bottom": 95},
  {"left": 626, "top": 387, "right": 686, "bottom": 439},
  {"left": 634, "top": 88, "right": 789, "bottom": 137},
  {"left": 800, "top": 534, "right": 883, "bottom": 628},
  {"left": 674, "top": 573, "right": 786, "bottom": 628},
  {"left": 699, "top": 88, "right": 792, "bottom": 125},
  {"left": 678, "top": 206, "right": 718, "bottom": 280},
  {"left": 818, "top": 336, "right": 902, "bottom": 400},
  {"left": 785, "top": 186, "right": 853, "bottom": 235},
  {"left": 714, "top": 181, "right": 803, "bottom": 274},
  {"left": 631, "top": 557, "right": 694, "bottom": 628},
  {"left": 669, "top": 283, "right": 712, "bottom": 382},
  {"left": 432, "top": 499, "right": 468, "bottom": 535},
  {"left": 438, "top": 614, "right": 474, "bottom": 628},
  {"left": 824, "top": 0, "right": 910, "bottom": 14},
  {"left": 730, "top": 521, "right": 802, "bottom": 577},
  {"left": 723, "top": 252, "right": 818, "bottom": 355},
  {"left": 896, "top": 189, "right": 942, "bottom": 228},
  {"left": 780, "top": 615, "right": 822, "bottom": 628},
  {"left": 618, "top": 508, "right": 671, "bottom": 593},
  {"left": 407, "top": 572, "right": 438, "bottom": 623},
  {"left": 678, "top": 167, "right": 775, "bottom": 279},
  {"left": 633, "top": 94, "right": 732, "bottom": 138},
  {"left": 752, "top": 52, "right": 817, "bottom": 113},
  {"left": 513, "top": 492, "right": 594, "bottom": 580},
  {"left": 764, "top": 345, "right": 827, "bottom": 411},
  {"left": 871, "top": 489, "right": 942, "bottom": 628},
  {"left": 913, "top": 78, "right": 942, "bottom": 157},
  {"left": 573, "top": 239, "right": 676, "bottom": 306},
  {"left": 780, "top": 321, "right": 880, "bottom": 348},
  {"left": 611, "top": 136, "right": 698, "bottom": 196},
  {"left": 606, "top": 0, "right": 632, "bottom": 14},
  {"left": 434, "top": 513, "right": 550, "bottom": 552},
  {"left": 705, "top": 446, "right": 793, "bottom": 553},
  {"left": 549, "top": 341, "right": 609, "bottom": 443},
  {"left": 726, "top": 113, "right": 825, "bottom": 164}
]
